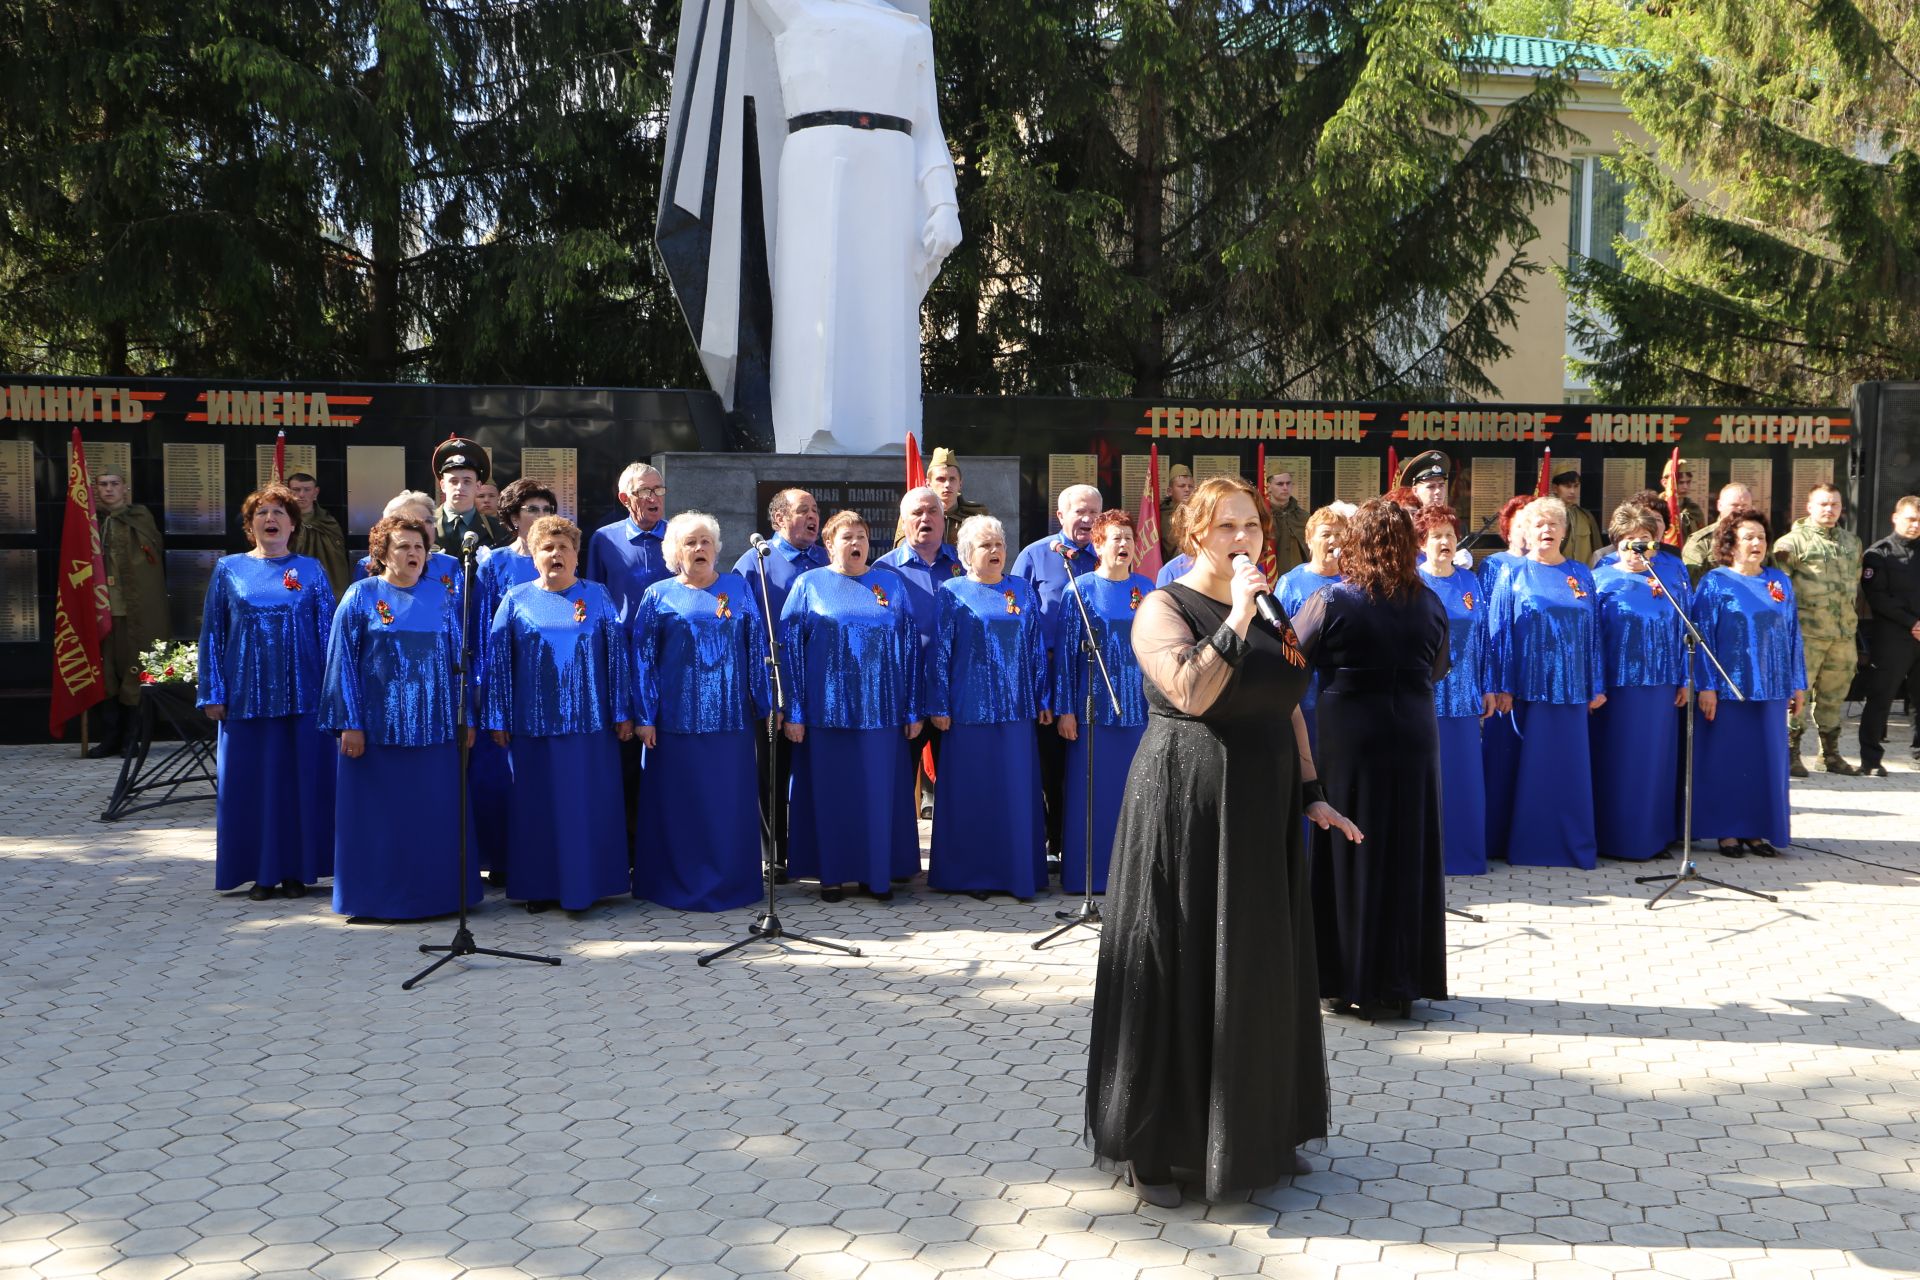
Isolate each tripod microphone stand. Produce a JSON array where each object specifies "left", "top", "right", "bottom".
[
  {"left": 1631, "top": 548, "right": 1778, "bottom": 908},
  {"left": 405, "top": 532, "right": 563, "bottom": 989},
  {"left": 700, "top": 536, "right": 861, "bottom": 966},
  {"left": 1034, "top": 555, "right": 1123, "bottom": 950}
]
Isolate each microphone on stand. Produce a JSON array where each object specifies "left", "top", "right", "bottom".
[
  {"left": 461, "top": 530, "right": 480, "bottom": 559},
  {"left": 1230, "top": 553, "right": 1287, "bottom": 631},
  {"left": 748, "top": 532, "right": 773, "bottom": 559}
]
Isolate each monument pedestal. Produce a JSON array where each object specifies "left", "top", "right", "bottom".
[{"left": 654, "top": 453, "right": 1024, "bottom": 557}]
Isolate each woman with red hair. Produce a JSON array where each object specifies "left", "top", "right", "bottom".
[{"left": 1416, "top": 505, "right": 1495, "bottom": 875}]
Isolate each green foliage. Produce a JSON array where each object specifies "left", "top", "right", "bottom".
[
  {"left": 1565, "top": 0, "right": 1920, "bottom": 404},
  {"left": 1476, "top": 0, "right": 1646, "bottom": 46}
]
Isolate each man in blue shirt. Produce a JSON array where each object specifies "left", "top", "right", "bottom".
[
  {"left": 876, "top": 487, "right": 965, "bottom": 819},
  {"left": 734, "top": 488, "right": 825, "bottom": 622},
  {"left": 585, "top": 462, "right": 672, "bottom": 623},
  {"left": 1011, "top": 483, "right": 1103, "bottom": 860}
]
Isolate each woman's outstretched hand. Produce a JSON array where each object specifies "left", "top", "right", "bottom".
[{"left": 1306, "top": 800, "right": 1363, "bottom": 842}]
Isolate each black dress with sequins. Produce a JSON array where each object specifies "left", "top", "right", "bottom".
[{"left": 1085, "top": 582, "right": 1328, "bottom": 1199}]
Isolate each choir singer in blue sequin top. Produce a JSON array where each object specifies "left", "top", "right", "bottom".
[
  {"left": 321, "top": 516, "right": 482, "bottom": 920},
  {"left": 484, "top": 515, "right": 634, "bottom": 913},
  {"left": 1051, "top": 510, "right": 1154, "bottom": 895},
  {"left": 198, "top": 484, "right": 338, "bottom": 901},
  {"left": 630, "top": 512, "right": 772, "bottom": 911},
  {"left": 780, "top": 510, "right": 924, "bottom": 902},
  {"left": 1415, "top": 505, "right": 1494, "bottom": 876},
  {"left": 926, "top": 514, "right": 1050, "bottom": 899}
]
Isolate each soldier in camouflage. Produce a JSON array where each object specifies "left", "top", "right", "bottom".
[{"left": 1773, "top": 483, "right": 1864, "bottom": 776}]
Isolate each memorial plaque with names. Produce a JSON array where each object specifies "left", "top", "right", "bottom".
[
  {"left": 255, "top": 444, "right": 318, "bottom": 489},
  {"left": 163, "top": 443, "right": 226, "bottom": 535},
  {"left": 753, "top": 479, "right": 904, "bottom": 546},
  {"left": 166, "top": 550, "right": 223, "bottom": 642},
  {"left": 1469, "top": 457, "right": 1516, "bottom": 530},
  {"left": 1119, "top": 456, "right": 1157, "bottom": 509},
  {"left": 0, "top": 439, "right": 34, "bottom": 533},
  {"left": 1728, "top": 457, "right": 1774, "bottom": 516},
  {"left": 347, "top": 445, "right": 407, "bottom": 533},
  {"left": 1333, "top": 456, "right": 1379, "bottom": 506},
  {"left": 1264, "top": 455, "right": 1312, "bottom": 510},
  {"left": 1791, "top": 458, "right": 1834, "bottom": 518},
  {"left": 1192, "top": 454, "right": 1241, "bottom": 482},
  {"left": 1602, "top": 457, "right": 1644, "bottom": 524},
  {"left": 521, "top": 447, "right": 580, "bottom": 523},
  {"left": 1046, "top": 454, "right": 1099, "bottom": 509},
  {"left": 0, "top": 549, "right": 38, "bottom": 643}
]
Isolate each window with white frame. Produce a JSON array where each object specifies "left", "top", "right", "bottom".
[{"left": 1564, "top": 155, "right": 1641, "bottom": 388}]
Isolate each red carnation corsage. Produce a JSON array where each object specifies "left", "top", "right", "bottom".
[
  {"left": 871, "top": 584, "right": 890, "bottom": 608},
  {"left": 715, "top": 592, "right": 732, "bottom": 619},
  {"left": 1004, "top": 589, "right": 1021, "bottom": 615},
  {"left": 950, "top": 563, "right": 964, "bottom": 577},
  {"left": 573, "top": 597, "right": 588, "bottom": 623},
  {"left": 1463, "top": 591, "right": 1475, "bottom": 611},
  {"left": 375, "top": 600, "right": 395, "bottom": 626},
  {"left": 283, "top": 567, "right": 301, "bottom": 591},
  {"left": 1129, "top": 586, "right": 1143, "bottom": 611},
  {"left": 440, "top": 573, "right": 455, "bottom": 597},
  {"left": 1565, "top": 574, "right": 1587, "bottom": 599},
  {"left": 1768, "top": 579, "right": 1786, "bottom": 603},
  {"left": 1647, "top": 575, "right": 1665, "bottom": 598}
]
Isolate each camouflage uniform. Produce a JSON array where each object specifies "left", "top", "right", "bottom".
[
  {"left": 1774, "top": 517, "right": 1863, "bottom": 770},
  {"left": 1682, "top": 522, "right": 1721, "bottom": 585}
]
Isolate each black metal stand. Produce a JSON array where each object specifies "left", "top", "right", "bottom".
[
  {"left": 700, "top": 541, "right": 861, "bottom": 966},
  {"left": 1446, "top": 906, "right": 1484, "bottom": 923},
  {"left": 1634, "top": 563, "right": 1778, "bottom": 908},
  {"left": 405, "top": 538, "right": 562, "bottom": 989},
  {"left": 1034, "top": 564, "right": 1123, "bottom": 951},
  {"left": 99, "top": 685, "right": 217, "bottom": 821}
]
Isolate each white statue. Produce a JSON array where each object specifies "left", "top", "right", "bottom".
[{"left": 659, "top": 0, "right": 962, "bottom": 455}]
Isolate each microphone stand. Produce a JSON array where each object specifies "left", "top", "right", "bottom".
[
  {"left": 1632, "top": 555, "right": 1777, "bottom": 908},
  {"left": 406, "top": 535, "right": 562, "bottom": 989},
  {"left": 699, "top": 540, "right": 861, "bottom": 966},
  {"left": 1034, "top": 551, "right": 1122, "bottom": 950}
]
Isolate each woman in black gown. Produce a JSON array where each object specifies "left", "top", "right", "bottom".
[
  {"left": 1292, "top": 499, "right": 1451, "bottom": 1021},
  {"left": 1086, "top": 475, "right": 1361, "bottom": 1209}
]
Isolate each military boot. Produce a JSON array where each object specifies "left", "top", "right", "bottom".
[
  {"left": 86, "top": 702, "right": 127, "bottom": 759},
  {"left": 1788, "top": 729, "right": 1809, "bottom": 779},
  {"left": 1820, "top": 729, "right": 1858, "bottom": 776}
]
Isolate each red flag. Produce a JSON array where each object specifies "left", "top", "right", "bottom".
[
  {"left": 1137, "top": 445, "right": 1164, "bottom": 581},
  {"left": 905, "top": 432, "right": 924, "bottom": 489},
  {"left": 1661, "top": 447, "right": 1684, "bottom": 546},
  {"left": 50, "top": 429, "right": 111, "bottom": 738},
  {"left": 1536, "top": 447, "right": 1552, "bottom": 498},
  {"left": 1386, "top": 446, "right": 1399, "bottom": 495},
  {"left": 273, "top": 430, "right": 286, "bottom": 481}
]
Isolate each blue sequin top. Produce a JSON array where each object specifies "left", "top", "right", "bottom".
[
  {"left": 875, "top": 543, "right": 966, "bottom": 655},
  {"left": 1488, "top": 558, "right": 1605, "bottom": 704},
  {"left": 1690, "top": 567, "right": 1808, "bottom": 701},
  {"left": 482, "top": 580, "right": 631, "bottom": 735},
  {"left": 320, "top": 575, "right": 461, "bottom": 745},
  {"left": 629, "top": 574, "right": 772, "bottom": 734},
  {"left": 474, "top": 547, "right": 538, "bottom": 678},
  {"left": 1594, "top": 546, "right": 1690, "bottom": 602},
  {"left": 1277, "top": 565, "right": 1340, "bottom": 718},
  {"left": 1594, "top": 563, "right": 1690, "bottom": 689},
  {"left": 925, "top": 576, "right": 1049, "bottom": 725},
  {"left": 1051, "top": 573, "right": 1153, "bottom": 728},
  {"left": 359, "top": 550, "right": 464, "bottom": 609},
  {"left": 779, "top": 568, "right": 920, "bottom": 729},
  {"left": 1477, "top": 551, "right": 1526, "bottom": 604},
  {"left": 197, "top": 553, "right": 336, "bottom": 719},
  {"left": 1418, "top": 565, "right": 1490, "bottom": 718}
]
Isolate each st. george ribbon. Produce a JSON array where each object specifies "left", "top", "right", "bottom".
[{"left": 1230, "top": 553, "right": 1287, "bottom": 631}]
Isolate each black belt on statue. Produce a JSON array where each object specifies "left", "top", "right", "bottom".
[{"left": 787, "top": 110, "right": 913, "bottom": 136}]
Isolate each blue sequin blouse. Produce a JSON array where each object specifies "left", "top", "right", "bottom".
[
  {"left": 197, "top": 553, "right": 335, "bottom": 719},
  {"left": 1277, "top": 565, "right": 1340, "bottom": 718},
  {"left": 320, "top": 575, "right": 461, "bottom": 745},
  {"left": 1051, "top": 573, "right": 1152, "bottom": 728},
  {"left": 474, "top": 547, "right": 537, "bottom": 676},
  {"left": 1690, "top": 567, "right": 1808, "bottom": 701},
  {"left": 482, "top": 580, "right": 631, "bottom": 735},
  {"left": 629, "top": 574, "right": 772, "bottom": 734},
  {"left": 779, "top": 568, "right": 920, "bottom": 729},
  {"left": 1595, "top": 546, "right": 1690, "bottom": 602},
  {"left": 1488, "top": 558, "right": 1605, "bottom": 704},
  {"left": 925, "top": 576, "right": 1049, "bottom": 725},
  {"left": 1418, "top": 565, "right": 1490, "bottom": 718},
  {"left": 1594, "top": 563, "right": 1690, "bottom": 689}
]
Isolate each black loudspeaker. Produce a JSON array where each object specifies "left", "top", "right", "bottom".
[{"left": 1855, "top": 381, "right": 1920, "bottom": 533}]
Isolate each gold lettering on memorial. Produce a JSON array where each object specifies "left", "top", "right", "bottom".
[{"left": 2, "top": 384, "right": 145, "bottom": 424}]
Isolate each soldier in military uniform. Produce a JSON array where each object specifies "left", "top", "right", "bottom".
[
  {"left": 1397, "top": 450, "right": 1452, "bottom": 512},
  {"left": 286, "top": 472, "right": 352, "bottom": 603},
  {"left": 1682, "top": 482, "right": 1753, "bottom": 584},
  {"left": 1774, "top": 482, "right": 1864, "bottom": 776},
  {"left": 432, "top": 437, "right": 511, "bottom": 550},
  {"left": 1266, "top": 467, "right": 1310, "bottom": 575},
  {"left": 1547, "top": 469, "right": 1603, "bottom": 565},
  {"left": 1159, "top": 464, "right": 1195, "bottom": 559},
  {"left": 1858, "top": 496, "right": 1920, "bottom": 776},
  {"left": 926, "top": 447, "right": 990, "bottom": 548},
  {"left": 90, "top": 469, "right": 170, "bottom": 758}
]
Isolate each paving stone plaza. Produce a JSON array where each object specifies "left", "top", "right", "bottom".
[{"left": 3, "top": 719, "right": 1920, "bottom": 1280}]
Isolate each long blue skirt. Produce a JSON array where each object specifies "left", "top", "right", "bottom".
[
  {"left": 1436, "top": 715, "right": 1487, "bottom": 875},
  {"left": 1590, "top": 685, "right": 1681, "bottom": 860},
  {"left": 929, "top": 721, "right": 1047, "bottom": 896},
  {"left": 1691, "top": 698, "right": 1791, "bottom": 846},
  {"left": 505, "top": 732, "right": 629, "bottom": 909},
  {"left": 215, "top": 713, "right": 335, "bottom": 890},
  {"left": 333, "top": 742, "right": 483, "bottom": 918},
  {"left": 635, "top": 729, "right": 762, "bottom": 911},
  {"left": 468, "top": 733, "right": 512, "bottom": 875},
  {"left": 1060, "top": 722, "right": 1146, "bottom": 894},
  {"left": 789, "top": 727, "right": 919, "bottom": 892},
  {"left": 1507, "top": 701, "right": 1597, "bottom": 869},
  {"left": 1482, "top": 708, "right": 1522, "bottom": 860}
]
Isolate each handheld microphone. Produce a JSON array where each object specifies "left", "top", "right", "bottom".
[
  {"left": 461, "top": 530, "right": 480, "bottom": 555},
  {"left": 748, "top": 532, "right": 773, "bottom": 559},
  {"left": 1230, "top": 554, "right": 1287, "bottom": 631}
]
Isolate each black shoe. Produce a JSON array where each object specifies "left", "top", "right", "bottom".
[
  {"left": 280, "top": 880, "right": 307, "bottom": 898},
  {"left": 1863, "top": 763, "right": 1889, "bottom": 777},
  {"left": 247, "top": 884, "right": 274, "bottom": 901},
  {"left": 820, "top": 887, "right": 844, "bottom": 904},
  {"left": 1743, "top": 839, "right": 1782, "bottom": 857},
  {"left": 1717, "top": 840, "right": 1745, "bottom": 858},
  {"left": 346, "top": 916, "right": 394, "bottom": 925},
  {"left": 86, "top": 736, "right": 126, "bottom": 760},
  {"left": 525, "top": 899, "right": 555, "bottom": 913},
  {"left": 866, "top": 888, "right": 894, "bottom": 903}
]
